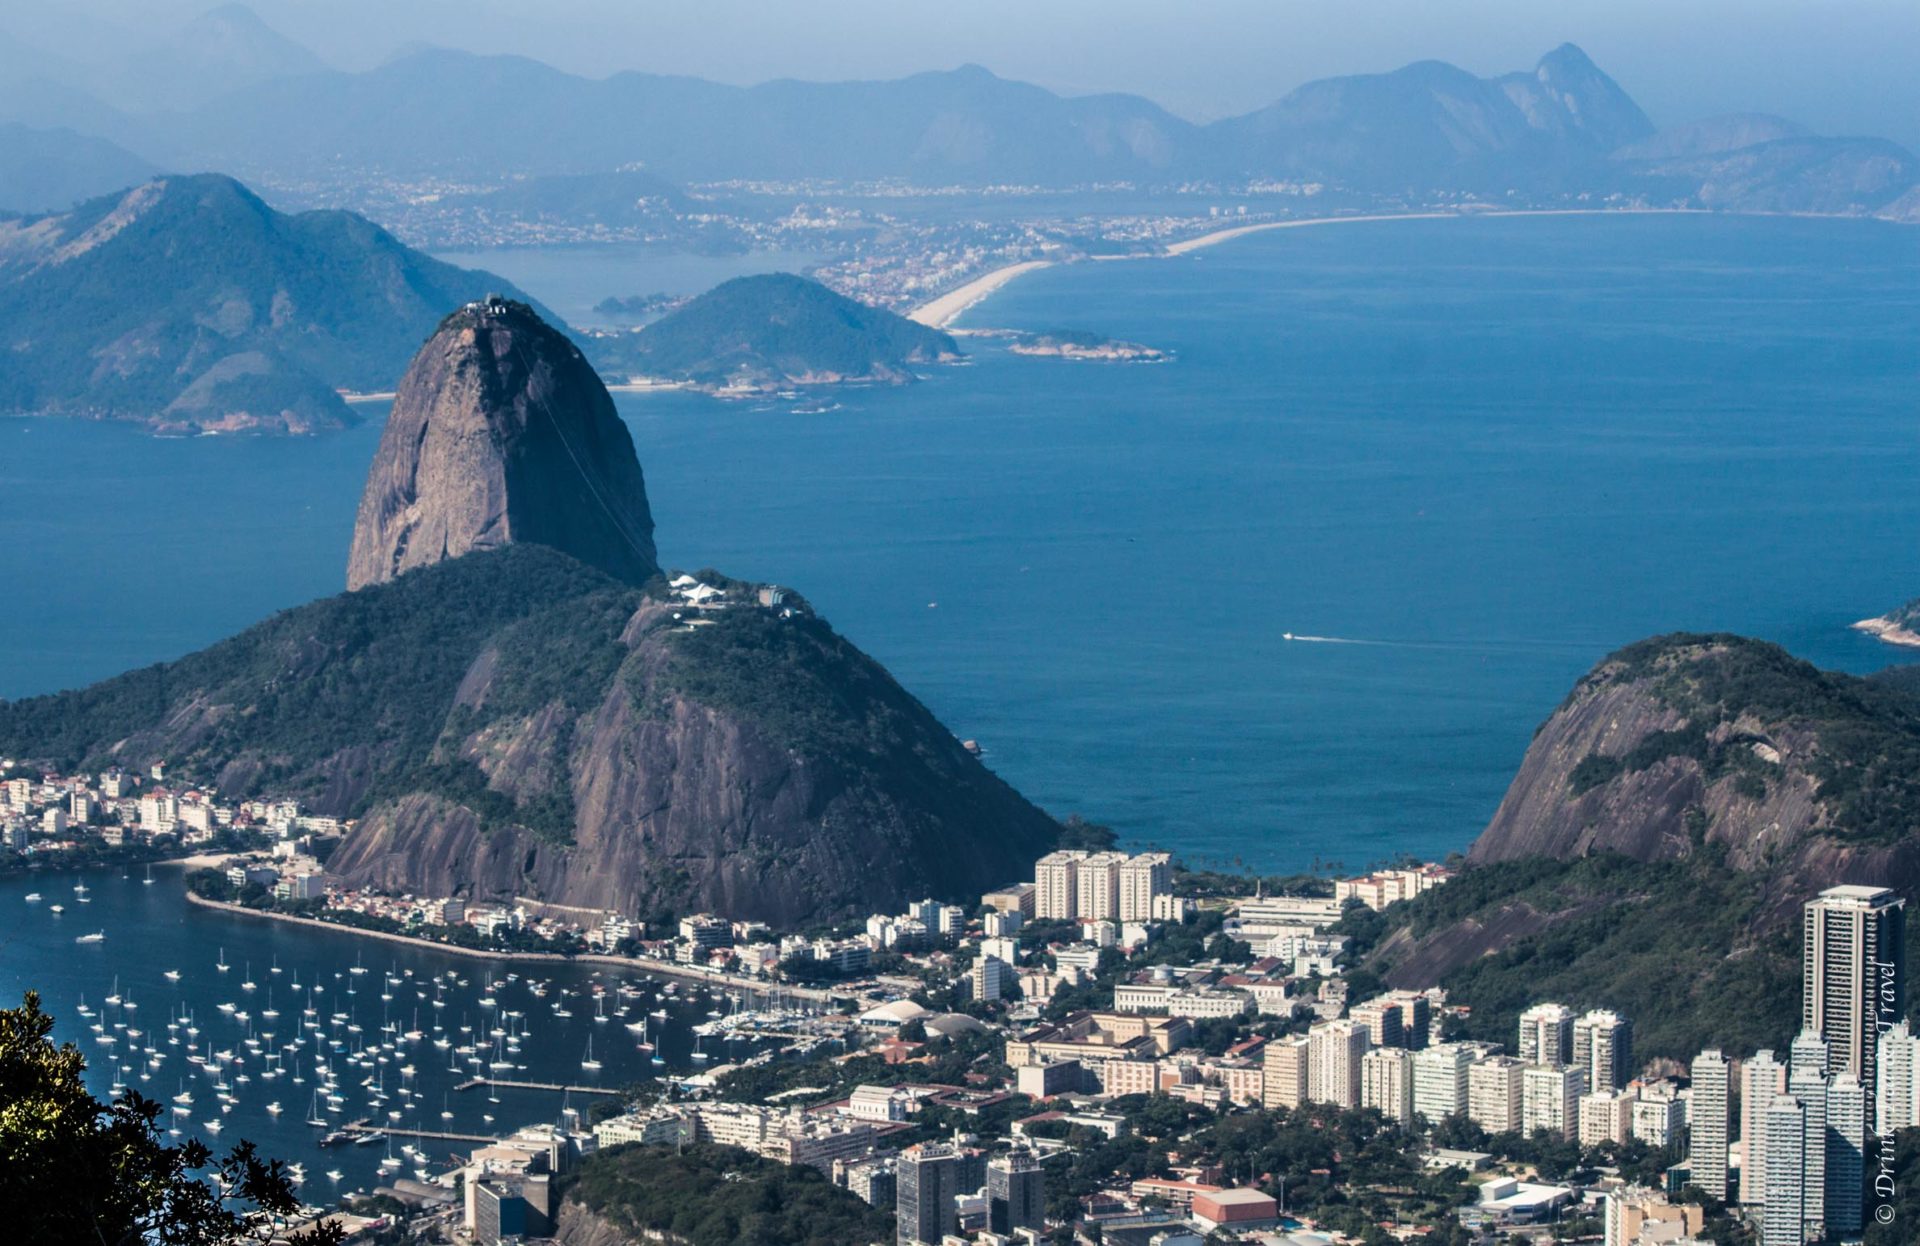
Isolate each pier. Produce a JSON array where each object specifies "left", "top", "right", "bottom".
[
  {"left": 453, "top": 1077, "right": 622, "bottom": 1097},
  {"left": 342, "top": 1120, "right": 496, "bottom": 1145}
]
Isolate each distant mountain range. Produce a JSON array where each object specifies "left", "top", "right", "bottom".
[
  {"left": 158, "top": 43, "right": 1659, "bottom": 190},
  {"left": 4, "top": 7, "right": 1917, "bottom": 218},
  {"left": 0, "top": 123, "right": 158, "bottom": 213},
  {"left": 0, "top": 174, "right": 533, "bottom": 432}
]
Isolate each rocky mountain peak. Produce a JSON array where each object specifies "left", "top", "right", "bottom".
[{"left": 346, "top": 296, "right": 659, "bottom": 590}]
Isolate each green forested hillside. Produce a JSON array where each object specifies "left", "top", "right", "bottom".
[
  {"left": 599, "top": 273, "right": 957, "bottom": 390},
  {"left": 566, "top": 1143, "right": 893, "bottom": 1246},
  {"left": 0, "top": 545, "right": 637, "bottom": 813}
]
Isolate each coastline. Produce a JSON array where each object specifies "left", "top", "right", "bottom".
[
  {"left": 906, "top": 206, "right": 1709, "bottom": 329},
  {"left": 180, "top": 890, "right": 830, "bottom": 1001},
  {"left": 907, "top": 260, "right": 1054, "bottom": 329},
  {"left": 1851, "top": 615, "right": 1920, "bottom": 648}
]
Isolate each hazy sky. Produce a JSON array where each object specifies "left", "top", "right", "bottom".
[{"left": 11, "top": 0, "right": 1920, "bottom": 146}]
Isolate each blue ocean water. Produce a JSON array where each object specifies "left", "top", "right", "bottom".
[{"left": 3, "top": 214, "right": 1917, "bottom": 874}]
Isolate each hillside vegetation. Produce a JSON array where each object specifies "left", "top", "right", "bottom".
[
  {"left": 0, "top": 545, "right": 639, "bottom": 824},
  {"left": 1348, "top": 849, "right": 1810, "bottom": 1061},
  {"left": 599, "top": 273, "right": 957, "bottom": 391},
  {"left": 564, "top": 1143, "right": 892, "bottom": 1246}
]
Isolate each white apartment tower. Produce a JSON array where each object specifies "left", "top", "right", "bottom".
[
  {"left": 1788, "top": 1030, "right": 1829, "bottom": 1235},
  {"left": 1411, "top": 1042, "right": 1474, "bottom": 1123},
  {"left": 1578, "top": 1088, "right": 1635, "bottom": 1147},
  {"left": 1802, "top": 884, "right": 1905, "bottom": 1122},
  {"left": 1361, "top": 1047, "right": 1413, "bottom": 1123},
  {"left": 1034, "top": 851, "right": 1084, "bottom": 921},
  {"left": 1307, "top": 1019, "right": 1368, "bottom": 1109},
  {"left": 1688, "top": 1049, "right": 1731, "bottom": 1201},
  {"left": 1574, "top": 1009, "right": 1634, "bottom": 1091},
  {"left": 1876, "top": 1020, "right": 1918, "bottom": 1132},
  {"left": 1262, "top": 1034, "right": 1310, "bottom": 1110},
  {"left": 1740, "top": 1050, "right": 1787, "bottom": 1206},
  {"left": 1761, "top": 1096, "right": 1806, "bottom": 1246},
  {"left": 1517, "top": 1003, "right": 1576, "bottom": 1069},
  {"left": 1467, "top": 1057, "right": 1525, "bottom": 1135},
  {"left": 1075, "top": 853, "right": 1126, "bottom": 922},
  {"left": 1522, "top": 1064, "right": 1587, "bottom": 1140},
  {"left": 1117, "top": 853, "right": 1171, "bottom": 923}
]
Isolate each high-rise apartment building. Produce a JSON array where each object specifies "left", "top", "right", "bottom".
[
  {"left": 1802, "top": 885, "right": 1905, "bottom": 1121},
  {"left": 1383, "top": 990, "right": 1433, "bottom": 1051},
  {"left": 896, "top": 1144, "right": 963, "bottom": 1246},
  {"left": 1689, "top": 1049, "right": 1731, "bottom": 1201},
  {"left": 1825, "top": 1072, "right": 1865, "bottom": 1237},
  {"left": 1076, "top": 853, "right": 1127, "bottom": 922},
  {"left": 1262, "top": 1034, "right": 1310, "bottom": 1110},
  {"left": 1578, "top": 1088, "right": 1635, "bottom": 1147},
  {"left": 1117, "top": 852, "right": 1171, "bottom": 923},
  {"left": 1467, "top": 1056, "right": 1524, "bottom": 1135},
  {"left": 1411, "top": 1042, "right": 1473, "bottom": 1123},
  {"left": 1574, "top": 1009, "right": 1634, "bottom": 1091},
  {"left": 1034, "top": 852, "right": 1084, "bottom": 921},
  {"left": 1522, "top": 1064, "right": 1587, "bottom": 1140},
  {"left": 1876, "top": 1019, "right": 1918, "bottom": 1132},
  {"left": 1349, "top": 999, "right": 1405, "bottom": 1050},
  {"left": 1308, "top": 1019, "right": 1368, "bottom": 1109},
  {"left": 971, "top": 955, "right": 1012, "bottom": 1003},
  {"left": 1788, "top": 1030, "right": 1829, "bottom": 1236},
  {"left": 1740, "top": 1050, "right": 1787, "bottom": 1207},
  {"left": 1761, "top": 1096, "right": 1806, "bottom": 1246},
  {"left": 1361, "top": 1047, "right": 1413, "bottom": 1123},
  {"left": 1518, "top": 1003, "right": 1576, "bottom": 1069},
  {"left": 986, "top": 1147, "right": 1045, "bottom": 1236}
]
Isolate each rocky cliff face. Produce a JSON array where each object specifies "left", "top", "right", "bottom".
[
  {"left": 322, "top": 582, "right": 1054, "bottom": 924},
  {"left": 346, "top": 297, "right": 658, "bottom": 589},
  {"left": 551, "top": 1201, "right": 643, "bottom": 1246},
  {"left": 1468, "top": 633, "right": 1920, "bottom": 917}
]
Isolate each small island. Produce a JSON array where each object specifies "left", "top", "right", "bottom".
[
  {"left": 1852, "top": 597, "right": 1920, "bottom": 647},
  {"left": 1007, "top": 328, "right": 1167, "bottom": 362},
  {"left": 592, "top": 291, "right": 688, "bottom": 322},
  {"left": 595, "top": 272, "right": 961, "bottom": 396}
]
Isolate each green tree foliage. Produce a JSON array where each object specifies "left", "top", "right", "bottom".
[
  {"left": 0, "top": 992, "right": 341, "bottom": 1246},
  {"left": 0, "top": 546, "right": 637, "bottom": 840},
  {"left": 1864, "top": 1128, "right": 1920, "bottom": 1245},
  {"left": 567, "top": 1142, "right": 892, "bottom": 1246},
  {"left": 603, "top": 273, "right": 956, "bottom": 387},
  {"left": 1356, "top": 848, "right": 1805, "bottom": 1060}
]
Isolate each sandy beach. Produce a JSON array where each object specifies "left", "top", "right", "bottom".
[
  {"left": 908, "top": 259, "right": 1054, "bottom": 329},
  {"left": 907, "top": 207, "right": 1698, "bottom": 328},
  {"left": 1161, "top": 210, "right": 1459, "bottom": 256}
]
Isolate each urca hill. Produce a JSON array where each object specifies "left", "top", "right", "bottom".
[
  {"left": 0, "top": 298, "right": 1055, "bottom": 924},
  {"left": 1351, "top": 632, "right": 1920, "bottom": 1060}
]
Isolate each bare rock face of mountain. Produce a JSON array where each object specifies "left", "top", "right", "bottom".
[
  {"left": 321, "top": 584, "right": 1055, "bottom": 925},
  {"left": 1467, "top": 633, "right": 1920, "bottom": 916},
  {"left": 346, "top": 297, "right": 659, "bottom": 590}
]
